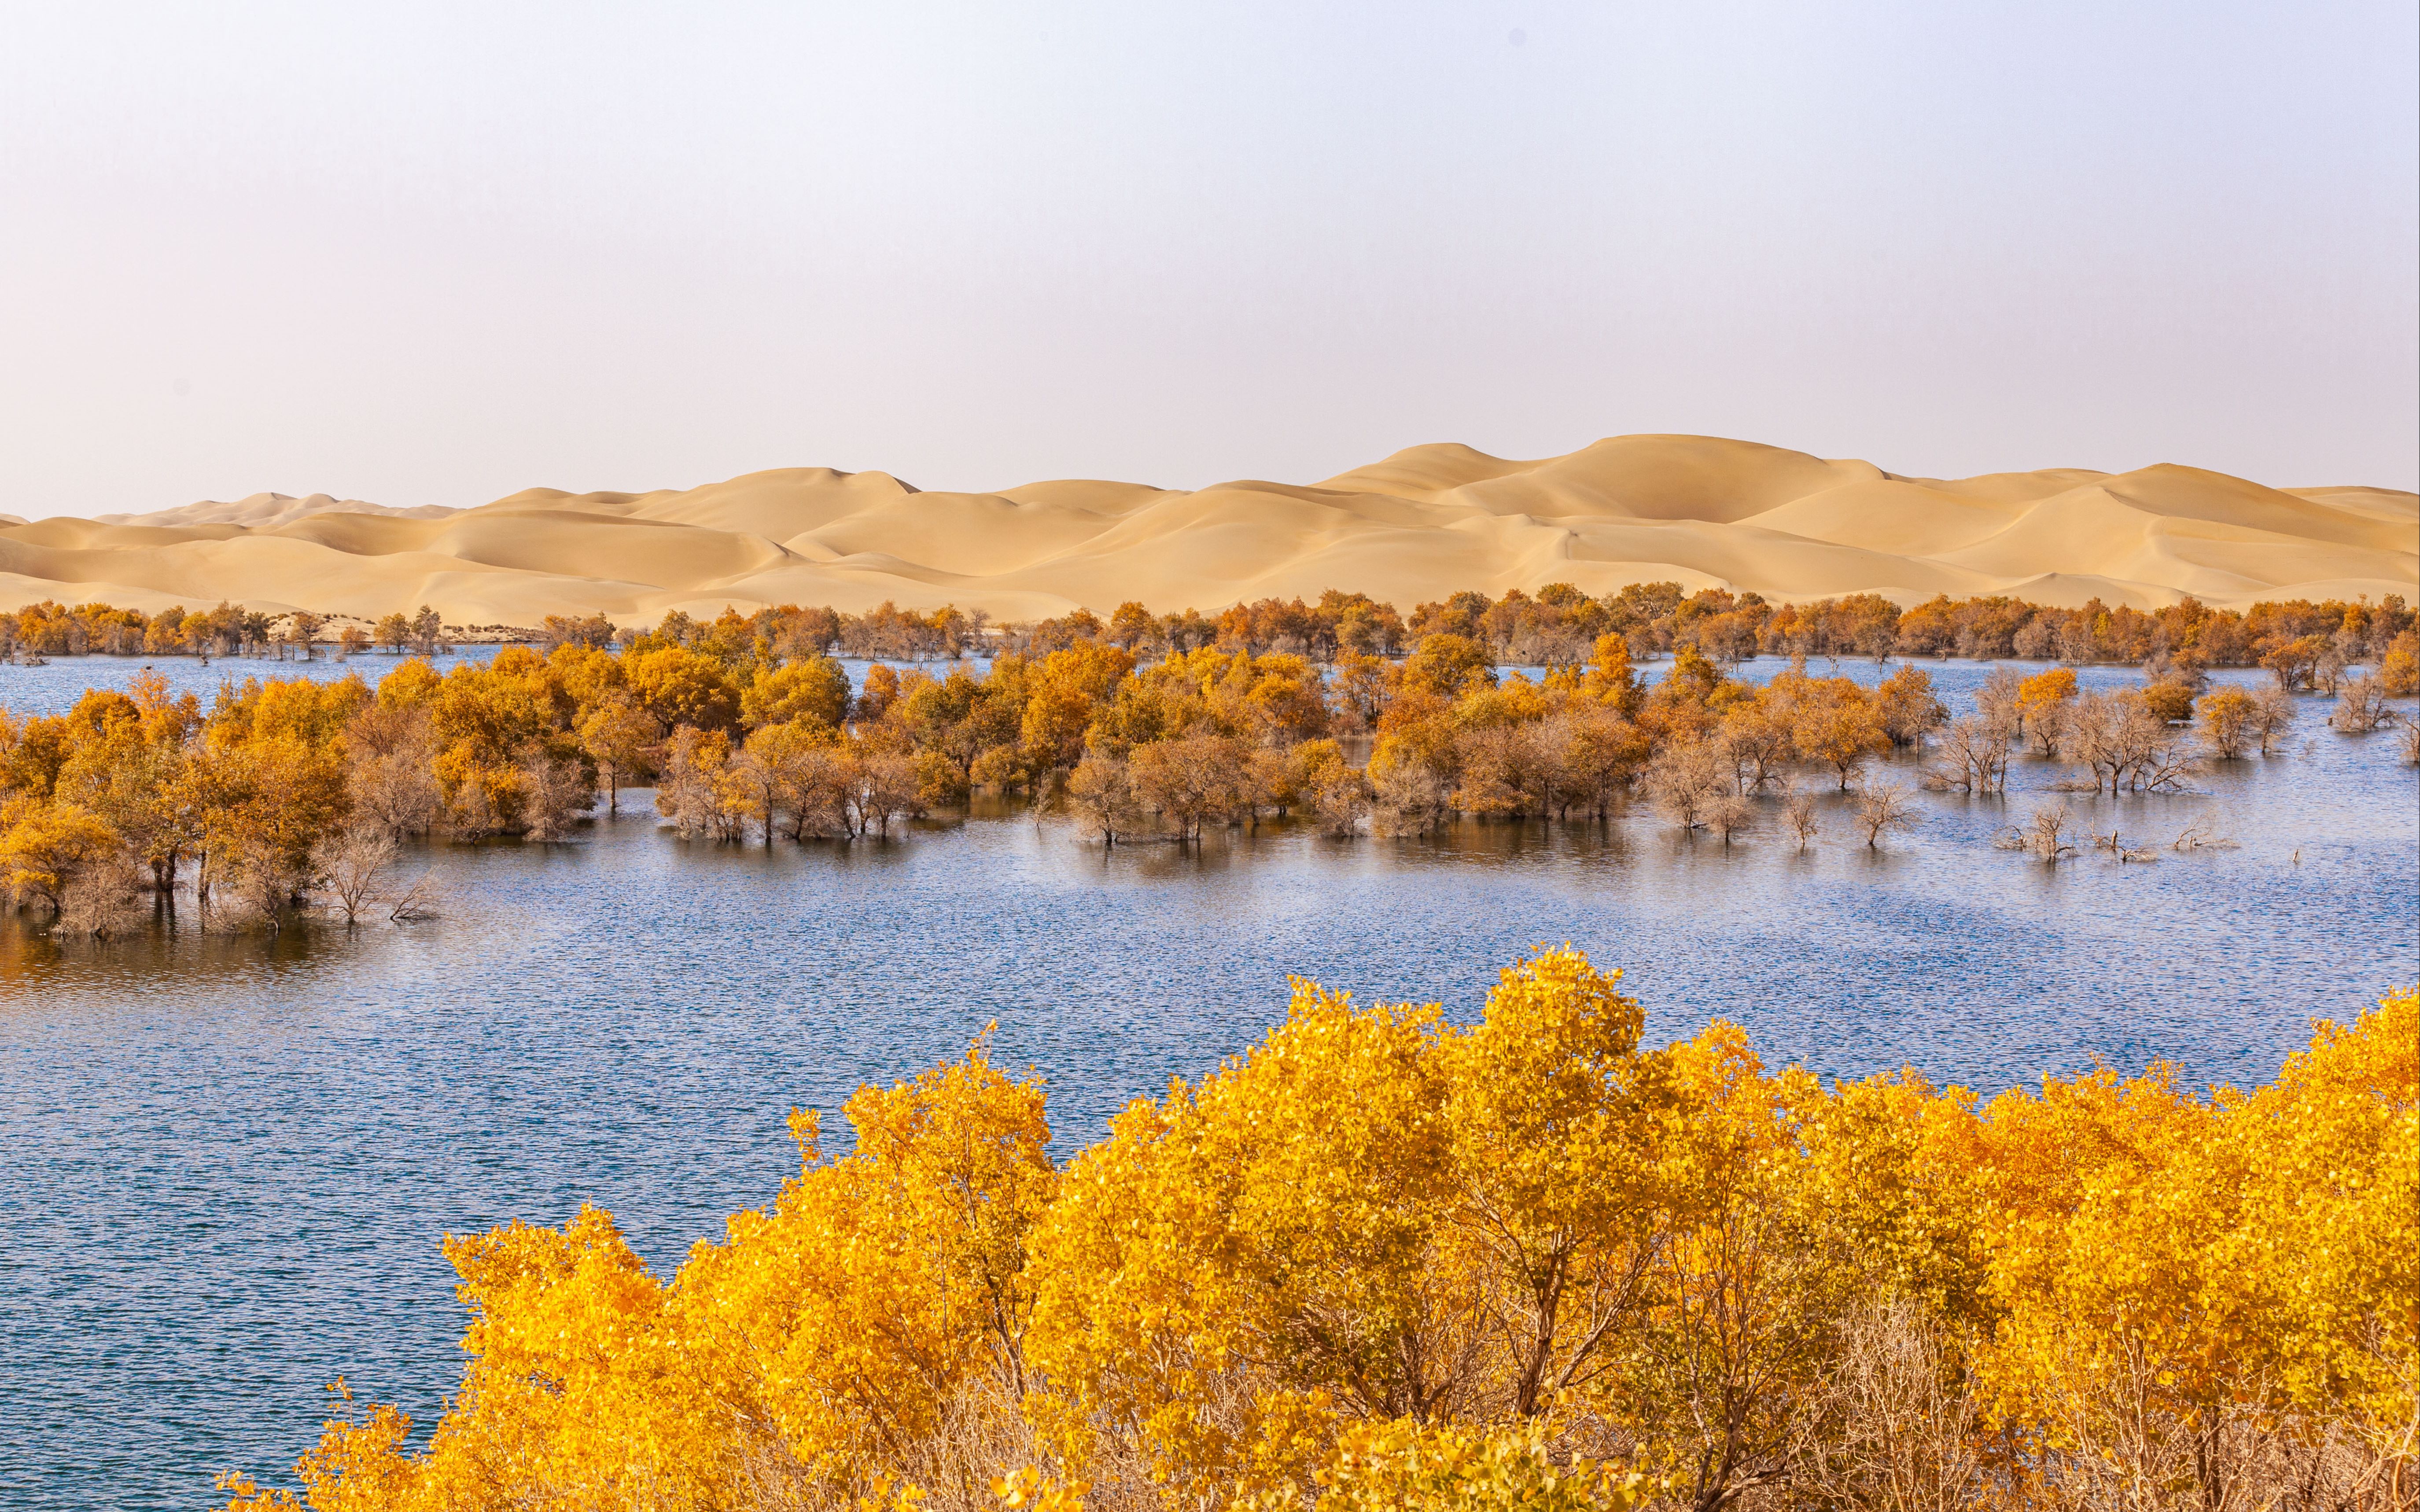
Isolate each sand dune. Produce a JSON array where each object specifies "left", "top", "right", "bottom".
[
  {"left": 92, "top": 491, "right": 458, "bottom": 530},
  {"left": 5, "top": 436, "right": 2412, "bottom": 625}
]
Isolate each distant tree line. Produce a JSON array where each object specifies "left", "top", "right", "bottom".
[
  {"left": 11, "top": 584, "right": 2416, "bottom": 679},
  {"left": 533, "top": 584, "right": 2419, "bottom": 677},
  {"left": 0, "top": 600, "right": 448, "bottom": 661}
]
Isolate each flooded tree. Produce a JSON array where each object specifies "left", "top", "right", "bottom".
[
  {"left": 1309, "top": 761, "right": 1372, "bottom": 837},
  {"left": 1719, "top": 700, "right": 1797, "bottom": 792},
  {"left": 1371, "top": 761, "right": 1451, "bottom": 835},
  {"left": 2140, "top": 673, "right": 2198, "bottom": 724},
  {"left": 1783, "top": 784, "right": 1821, "bottom": 848},
  {"left": 518, "top": 756, "right": 590, "bottom": 842},
  {"left": 2248, "top": 684, "right": 2298, "bottom": 754},
  {"left": 2198, "top": 687, "right": 2255, "bottom": 758},
  {"left": 55, "top": 849, "right": 148, "bottom": 937},
  {"left": 2330, "top": 673, "right": 2394, "bottom": 733},
  {"left": 1993, "top": 802, "right": 2079, "bottom": 861},
  {"left": 1874, "top": 664, "right": 1950, "bottom": 746},
  {"left": 1645, "top": 739, "right": 1728, "bottom": 829},
  {"left": 850, "top": 753, "right": 920, "bottom": 839},
  {"left": 311, "top": 822, "right": 396, "bottom": 924},
  {"left": 1926, "top": 714, "right": 2012, "bottom": 793},
  {"left": 1793, "top": 695, "right": 1890, "bottom": 789},
  {"left": 344, "top": 706, "right": 442, "bottom": 838},
  {"left": 2066, "top": 689, "right": 2204, "bottom": 793},
  {"left": 1852, "top": 780, "right": 1918, "bottom": 848},
  {"left": 385, "top": 870, "right": 444, "bottom": 921},
  {"left": 578, "top": 696, "right": 663, "bottom": 815},
  {"left": 735, "top": 721, "right": 847, "bottom": 842},
  {"left": 0, "top": 801, "right": 120, "bottom": 918},
  {"left": 1707, "top": 792, "right": 1755, "bottom": 844},
  {"left": 1131, "top": 732, "right": 1246, "bottom": 842},
  {"left": 1975, "top": 663, "right": 2023, "bottom": 724},
  {"left": 1066, "top": 751, "right": 1142, "bottom": 846},
  {"left": 654, "top": 727, "right": 729, "bottom": 839}
]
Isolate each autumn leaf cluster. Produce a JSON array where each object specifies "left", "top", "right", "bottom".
[{"left": 221, "top": 954, "right": 2416, "bottom": 1512}]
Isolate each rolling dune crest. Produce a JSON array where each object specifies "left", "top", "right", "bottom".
[{"left": 4, "top": 434, "right": 2411, "bottom": 624}]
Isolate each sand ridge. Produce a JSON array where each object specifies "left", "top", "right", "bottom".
[{"left": 4, "top": 435, "right": 2412, "bottom": 625}]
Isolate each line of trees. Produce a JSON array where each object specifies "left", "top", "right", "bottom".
[
  {"left": 543, "top": 585, "right": 2420, "bottom": 680},
  {"left": 8, "top": 596, "right": 2415, "bottom": 931},
  {"left": 0, "top": 600, "right": 453, "bottom": 661},
  {"left": 12, "top": 585, "right": 2419, "bottom": 681},
  {"left": 217, "top": 950, "right": 2419, "bottom": 1512}
]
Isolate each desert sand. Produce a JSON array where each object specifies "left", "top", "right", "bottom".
[{"left": 4, "top": 436, "right": 2412, "bottom": 626}]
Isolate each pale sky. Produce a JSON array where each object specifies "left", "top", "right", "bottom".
[{"left": 3, "top": 0, "right": 2414, "bottom": 517}]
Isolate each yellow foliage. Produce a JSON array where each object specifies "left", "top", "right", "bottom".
[
  {"left": 218, "top": 966, "right": 2420, "bottom": 1512},
  {"left": 0, "top": 795, "right": 122, "bottom": 908},
  {"left": 239, "top": 1036, "right": 1054, "bottom": 1511},
  {"left": 1275, "top": 1417, "right": 1654, "bottom": 1512},
  {"left": 2017, "top": 666, "right": 2078, "bottom": 719}
]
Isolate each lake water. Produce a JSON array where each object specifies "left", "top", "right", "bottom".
[{"left": 2, "top": 653, "right": 2414, "bottom": 1511}]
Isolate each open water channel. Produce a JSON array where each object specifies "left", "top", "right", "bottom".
[{"left": 2, "top": 650, "right": 2414, "bottom": 1510}]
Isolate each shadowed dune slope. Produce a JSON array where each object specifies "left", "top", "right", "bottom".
[{"left": 6, "top": 436, "right": 2412, "bottom": 623}]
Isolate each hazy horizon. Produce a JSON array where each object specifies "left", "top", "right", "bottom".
[{"left": 5, "top": 0, "right": 2415, "bottom": 519}]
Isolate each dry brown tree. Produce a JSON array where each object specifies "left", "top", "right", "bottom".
[
  {"left": 654, "top": 727, "right": 726, "bottom": 839},
  {"left": 2170, "top": 819, "right": 2238, "bottom": 852},
  {"left": 2026, "top": 697, "right": 2073, "bottom": 758},
  {"left": 2067, "top": 690, "right": 2205, "bottom": 793},
  {"left": 2004, "top": 802, "right": 2079, "bottom": 860},
  {"left": 1066, "top": 752, "right": 1145, "bottom": 846},
  {"left": 387, "top": 871, "right": 445, "bottom": 922},
  {"left": 519, "top": 754, "right": 591, "bottom": 842},
  {"left": 345, "top": 705, "right": 442, "bottom": 837},
  {"left": 55, "top": 850, "right": 150, "bottom": 939},
  {"left": 1372, "top": 760, "right": 1451, "bottom": 836},
  {"left": 1785, "top": 1299, "right": 1982, "bottom": 1512},
  {"left": 2331, "top": 672, "right": 2395, "bottom": 733},
  {"left": 1708, "top": 792, "right": 1755, "bottom": 845},
  {"left": 207, "top": 828, "right": 315, "bottom": 935},
  {"left": 2248, "top": 684, "right": 2297, "bottom": 753},
  {"left": 1129, "top": 733, "right": 1248, "bottom": 843},
  {"left": 1783, "top": 784, "right": 1821, "bottom": 849},
  {"left": 851, "top": 753, "right": 921, "bottom": 839},
  {"left": 2132, "top": 737, "right": 2208, "bottom": 795},
  {"left": 1310, "top": 766, "right": 1372, "bottom": 837},
  {"left": 1977, "top": 664, "right": 2024, "bottom": 729},
  {"left": 312, "top": 822, "right": 397, "bottom": 924},
  {"left": 1852, "top": 780, "right": 1919, "bottom": 849},
  {"left": 2088, "top": 823, "right": 2162, "bottom": 863},
  {"left": 1645, "top": 739, "right": 1730, "bottom": 830},
  {"left": 1926, "top": 714, "right": 2012, "bottom": 793}
]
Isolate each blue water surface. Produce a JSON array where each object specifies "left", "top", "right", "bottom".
[{"left": 0, "top": 652, "right": 2413, "bottom": 1510}]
